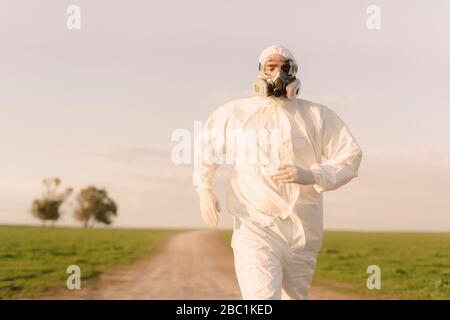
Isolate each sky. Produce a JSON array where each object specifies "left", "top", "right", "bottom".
[{"left": 1, "top": 0, "right": 449, "bottom": 231}]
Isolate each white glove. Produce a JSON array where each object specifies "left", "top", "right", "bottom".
[
  {"left": 272, "top": 164, "right": 315, "bottom": 185},
  {"left": 198, "top": 190, "right": 221, "bottom": 227}
]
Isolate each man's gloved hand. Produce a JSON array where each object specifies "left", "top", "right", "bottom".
[
  {"left": 198, "top": 189, "right": 221, "bottom": 227},
  {"left": 272, "top": 164, "right": 315, "bottom": 185}
]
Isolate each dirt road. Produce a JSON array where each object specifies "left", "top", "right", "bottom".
[{"left": 54, "top": 230, "right": 361, "bottom": 300}]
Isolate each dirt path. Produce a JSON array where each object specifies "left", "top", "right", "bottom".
[{"left": 52, "top": 230, "right": 361, "bottom": 300}]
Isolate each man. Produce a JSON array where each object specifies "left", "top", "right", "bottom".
[{"left": 193, "top": 44, "right": 362, "bottom": 300}]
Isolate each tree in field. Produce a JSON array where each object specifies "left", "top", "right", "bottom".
[
  {"left": 73, "top": 186, "right": 118, "bottom": 228},
  {"left": 31, "top": 177, "right": 73, "bottom": 227}
]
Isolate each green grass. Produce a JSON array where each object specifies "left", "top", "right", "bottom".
[
  {"left": 221, "top": 230, "right": 450, "bottom": 299},
  {"left": 0, "top": 226, "right": 177, "bottom": 299}
]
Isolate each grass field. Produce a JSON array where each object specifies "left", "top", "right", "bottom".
[
  {"left": 222, "top": 230, "right": 450, "bottom": 299},
  {"left": 0, "top": 226, "right": 177, "bottom": 299},
  {"left": 2, "top": 226, "right": 449, "bottom": 300}
]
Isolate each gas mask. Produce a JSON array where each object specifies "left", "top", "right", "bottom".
[{"left": 253, "top": 59, "right": 301, "bottom": 99}]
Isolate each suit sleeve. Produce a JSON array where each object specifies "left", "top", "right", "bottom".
[
  {"left": 192, "top": 104, "right": 232, "bottom": 194},
  {"left": 309, "top": 107, "right": 363, "bottom": 193}
]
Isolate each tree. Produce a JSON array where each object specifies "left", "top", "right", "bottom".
[
  {"left": 73, "top": 186, "right": 118, "bottom": 228},
  {"left": 31, "top": 177, "right": 73, "bottom": 227}
]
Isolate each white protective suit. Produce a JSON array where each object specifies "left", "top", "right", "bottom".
[{"left": 193, "top": 46, "right": 362, "bottom": 300}]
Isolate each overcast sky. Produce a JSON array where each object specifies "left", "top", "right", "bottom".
[{"left": 1, "top": 0, "right": 449, "bottom": 231}]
